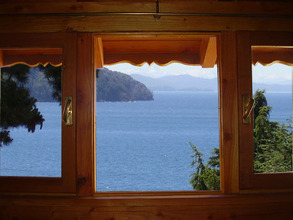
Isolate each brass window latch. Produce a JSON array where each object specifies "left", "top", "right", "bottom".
[
  {"left": 242, "top": 94, "right": 254, "bottom": 124},
  {"left": 63, "top": 96, "right": 73, "bottom": 126}
]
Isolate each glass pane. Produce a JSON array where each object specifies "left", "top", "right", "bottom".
[
  {"left": 0, "top": 63, "right": 62, "bottom": 177},
  {"left": 252, "top": 46, "right": 293, "bottom": 173},
  {"left": 96, "top": 63, "right": 219, "bottom": 191}
]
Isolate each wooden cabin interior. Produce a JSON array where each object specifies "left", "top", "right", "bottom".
[{"left": 0, "top": 0, "right": 293, "bottom": 219}]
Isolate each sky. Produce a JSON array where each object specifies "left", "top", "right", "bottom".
[{"left": 105, "top": 62, "right": 292, "bottom": 85}]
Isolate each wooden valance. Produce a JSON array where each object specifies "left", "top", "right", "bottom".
[
  {"left": 0, "top": 48, "right": 62, "bottom": 67},
  {"left": 2, "top": 39, "right": 293, "bottom": 69},
  {"left": 252, "top": 46, "right": 293, "bottom": 66},
  {"left": 94, "top": 35, "right": 218, "bottom": 68}
]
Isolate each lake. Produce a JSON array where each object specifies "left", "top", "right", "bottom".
[{"left": 0, "top": 91, "right": 292, "bottom": 191}]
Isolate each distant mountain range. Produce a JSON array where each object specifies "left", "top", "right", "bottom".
[
  {"left": 26, "top": 67, "right": 154, "bottom": 102},
  {"left": 131, "top": 74, "right": 291, "bottom": 92}
]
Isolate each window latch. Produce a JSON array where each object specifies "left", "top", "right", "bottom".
[
  {"left": 63, "top": 96, "right": 73, "bottom": 126},
  {"left": 242, "top": 94, "right": 254, "bottom": 124}
]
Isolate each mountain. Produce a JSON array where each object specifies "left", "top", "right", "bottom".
[
  {"left": 131, "top": 74, "right": 292, "bottom": 93},
  {"left": 253, "top": 83, "right": 291, "bottom": 92},
  {"left": 96, "top": 68, "right": 153, "bottom": 102},
  {"left": 131, "top": 74, "right": 218, "bottom": 91},
  {"left": 26, "top": 67, "right": 153, "bottom": 102}
]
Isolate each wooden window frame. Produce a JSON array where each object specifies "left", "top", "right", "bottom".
[
  {"left": 0, "top": 32, "right": 241, "bottom": 196},
  {"left": 91, "top": 32, "right": 240, "bottom": 196},
  {"left": 238, "top": 31, "right": 293, "bottom": 190},
  {"left": 0, "top": 33, "right": 77, "bottom": 194}
]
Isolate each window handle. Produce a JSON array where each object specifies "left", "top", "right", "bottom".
[
  {"left": 63, "top": 96, "right": 73, "bottom": 126},
  {"left": 242, "top": 94, "right": 254, "bottom": 124}
]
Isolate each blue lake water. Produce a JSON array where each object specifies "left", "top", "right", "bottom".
[{"left": 0, "top": 91, "right": 292, "bottom": 191}]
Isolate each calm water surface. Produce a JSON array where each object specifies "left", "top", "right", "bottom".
[{"left": 0, "top": 91, "right": 291, "bottom": 191}]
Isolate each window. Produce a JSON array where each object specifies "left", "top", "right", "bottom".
[
  {"left": 4, "top": 31, "right": 291, "bottom": 195},
  {"left": 0, "top": 63, "right": 62, "bottom": 177},
  {"left": 94, "top": 34, "right": 223, "bottom": 192},
  {"left": 0, "top": 33, "right": 76, "bottom": 193},
  {"left": 252, "top": 49, "right": 292, "bottom": 174},
  {"left": 238, "top": 32, "right": 293, "bottom": 190}
]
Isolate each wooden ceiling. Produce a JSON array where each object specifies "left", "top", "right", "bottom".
[{"left": 95, "top": 35, "right": 218, "bottom": 68}]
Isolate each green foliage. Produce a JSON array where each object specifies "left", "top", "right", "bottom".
[
  {"left": 189, "top": 142, "right": 220, "bottom": 190},
  {"left": 253, "top": 89, "right": 268, "bottom": 125},
  {"left": 38, "top": 64, "right": 62, "bottom": 103},
  {"left": 253, "top": 90, "right": 292, "bottom": 173},
  {"left": 0, "top": 64, "right": 45, "bottom": 146},
  {"left": 190, "top": 89, "right": 292, "bottom": 190}
]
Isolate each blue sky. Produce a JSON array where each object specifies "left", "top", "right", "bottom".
[{"left": 105, "top": 62, "right": 292, "bottom": 85}]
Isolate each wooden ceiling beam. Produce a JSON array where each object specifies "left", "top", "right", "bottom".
[
  {"left": 1, "top": 1, "right": 293, "bottom": 17},
  {"left": 94, "top": 37, "right": 104, "bottom": 69},
  {"left": 200, "top": 37, "right": 217, "bottom": 68},
  {"left": 1, "top": 15, "right": 293, "bottom": 33},
  {"left": 0, "top": 1, "right": 155, "bottom": 15}
]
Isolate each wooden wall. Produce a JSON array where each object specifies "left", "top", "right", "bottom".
[
  {"left": 1, "top": 193, "right": 293, "bottom": 220},
  {"left": 0, "top": 1, "right": 293, "bottom": 219}
]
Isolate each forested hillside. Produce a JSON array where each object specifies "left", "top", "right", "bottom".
[
  {"left": 25, "top": 66, "right": 153, "bottom": 102},
  {"left": 96, "top": 68, "right": 153, "bottom": 102}
]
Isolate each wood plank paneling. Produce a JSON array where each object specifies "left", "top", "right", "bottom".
[
  {"left": 160, "top": 0, "right": 293, "bottom": 16},
  {"left": 1, "top": 193, "right": 293, "bottom": 220},
  {"left": 1, "top": 1, "right": 293, "bottom": 17},
  {"left": 1, "top": 14, "right": 293, "bottom": 33},
  {"left": 0, "top": 1, "right": 155, "bottom": 15}
]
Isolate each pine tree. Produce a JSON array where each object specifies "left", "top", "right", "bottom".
[
  {"left": 190, "top": 89, "right": 292, "bottom": 189},
  {"left": 189, "top": 143, "right": 220, "bottom": 190},
  {"left": 0, "top": 64, "right": 44, "bottom": 146}
]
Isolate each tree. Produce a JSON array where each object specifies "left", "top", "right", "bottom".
[
  {"left": 253, "top": 89, "right": 268, "bottom": 125},
  {"left": 0, "top": 64, "right": 45, "bottom": 146},
  {"left": 189, "top": 142, "right": 220, "bottom": 190},
  {"left": 190, "top": 90, "right": 292, "bottom": 189},
  {"left": 39, "top": 64, "right": 62, "bottom": 103},
  {"left": 253, "top": 90, "right": 292, "bottom": 173}
]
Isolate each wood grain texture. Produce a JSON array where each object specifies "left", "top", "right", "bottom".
[
  {"left": 200, "top": 37, "right": 217, "bottom": 68},
  {"left": 1, "top": 14, "right": 293, "bottom": 33},
  {"left": 237, "top": 32, "right": 254, "bottom": 190},
  {"left": 0, "top": 193, "right": 293, "bottom": 220},
  {"left": 218, "top": 32, "right": 239, "bottom": 193},
  {"left": 94, "top": 37, "right": 104, "bottom": 68},
  {"left": 0, "top": 1, "right": 155, "bottom": 15},
  {"left": 76, "top": 33, "right": 96, "bottom": 195},
  {"left": 1, "top": 1, "right": 293, "bottom": 16},
  {"left": 160, "top": 0, "right": 293, "bottom": 16}
]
